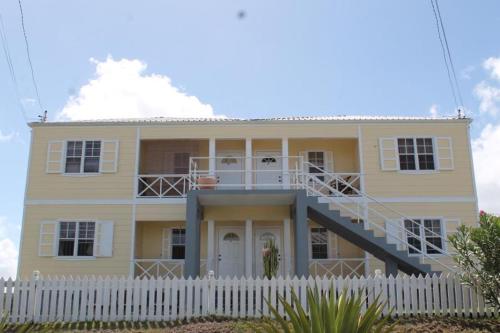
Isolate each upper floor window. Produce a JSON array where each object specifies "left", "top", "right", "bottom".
[
  {"left": 311, "top": 227, "right": 328, "bottom": 259},
  {"left": 65, "top": 140, "right": 101, "bottom": 173},
  {"left": 404, "top": 218, "right": 443, "bottom": 255},
  {"left": 308, "top": 151, "right": 325, "bottom": 174},
  {"left": 58, "top": 221, "right": 95, "bottom": 257},
  {"left": 171, "top": 228, "right": 186, "bottom": 259},
  {"left": 173, "top": 153, "right": 190, "bottom": 174},
  {"left": 397, "top": 138, "right": 435, "bottom": 171}
]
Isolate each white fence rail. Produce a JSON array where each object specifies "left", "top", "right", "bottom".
[{"left": 0, "top": 274, "right": 495, "bottom": 323}]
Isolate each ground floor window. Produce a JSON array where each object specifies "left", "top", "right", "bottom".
[
  {"left": 58, "top": 221, "right": 95, "bottom": 257},
  {"left": 171, "top": 228, "right": 186, "bottom": 259},
  {"left": 404, "top": 218, "right": 444, "bottom": 255},
  {"left": 311, "top": 227, "right": 328, "bottom": 259}
]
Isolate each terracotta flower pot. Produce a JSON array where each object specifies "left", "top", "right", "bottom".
[{"left": 197, "top": 176, "right": 216, "bottom": 189}]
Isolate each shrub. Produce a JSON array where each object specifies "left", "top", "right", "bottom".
[{"left": 449, "top": 211, "right": 500, "bottom": 311}]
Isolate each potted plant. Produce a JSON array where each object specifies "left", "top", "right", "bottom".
[{"left": 197, "top": 176, "right": 217, "bottom": 189}]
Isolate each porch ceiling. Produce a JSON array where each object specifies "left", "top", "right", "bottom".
[{"left": 195, "top": 189, "right": 297, "bottom": 206}]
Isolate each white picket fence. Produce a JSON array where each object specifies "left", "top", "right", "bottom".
[{"left": 0, "top": 274, "right": 496, "bottom": 324}]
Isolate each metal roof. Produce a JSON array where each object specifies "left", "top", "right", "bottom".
[{"left": 30, "top": 115, "right": 470, "bottom": 127}]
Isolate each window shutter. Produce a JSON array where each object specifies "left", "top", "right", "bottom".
[
  {"left": 443, "top": 218, "right": 460, "bottom": 253},
  {"left": 298, "top": 151, "right": 307, "bottom": 171},
  {"left": 325, "top": 151, "right": 334, "bottom": 172},
  {"left": 385, "top": 219, "right": 403, "bottom": 250},
  {"left": 100, "top": 140, "right": 119, "bottom": 173},
  {"left": 46, "top": 141, "right": 65, "bottom": 173},
  {"left": 162, "top": 228, "right": 172, "bottom": 259},
  {"left": 95, "top": 221, "right": 114, "bottom": 257},
  {"left": 435, "top": 137, "right": 454, "bottom": 170},
  {"left": 379, "top": 138, "right": 399, "bottom": 171},
  {"left": 39, "top": 221, "right": 58, "bottom": 256}
]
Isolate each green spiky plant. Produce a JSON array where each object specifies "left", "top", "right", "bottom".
[
  {"left": 249, "top": 286, "right": 395, "bottom": 333},
  {"left": 262, "top": 239, "right": 279, "bottom": 279}
]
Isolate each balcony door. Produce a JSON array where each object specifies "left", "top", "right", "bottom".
[
  {"left": 255, "top": 151, "right": 282, "bottom": 189},
  {"left": 216, "top": 151, "right": 244, "bottom": 189}
]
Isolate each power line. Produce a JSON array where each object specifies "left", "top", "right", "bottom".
[
  {"left": 434, "top": 0, "right": 464, "bottom": 109},
  {"left": 429, "top": 0, "right": 465, "bottom": 116},
  {"left": 0, "top": 13, "right": 29, "bottom": 123},
  {"left": 17, "top": 0, "right": 44, "bottom": 112}
]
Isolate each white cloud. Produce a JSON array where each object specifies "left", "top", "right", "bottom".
[
  {"left": 0, "top": 130, "right": 16, "bottom": 142},
  {"left": 461, "top": 65, "right": 475, "bottom": 80},
  {"left": 472, "top": 124, "right": 500, "bottom": 214},
  {"left": 0, "top": 217, "right": 18, "bottom": 278},
  {"left": 58, "top": 56, "right": 224, "bottom": 121},
  {"left": 429, "top": 104, "right": 439, "bottom": 118},
  {"left": 474, "top": 56, "right": 500, "bottom": 116},
  {"left": 484, "top": 57, "right": 500, "bottom": 80}
]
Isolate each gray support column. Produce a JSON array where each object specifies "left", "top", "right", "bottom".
[
  {"left": 384, "top": 258, "right": 398, "bottom": 277},
  {"left": 294, "top": 190, "right": 309, "bottom": 277},
  {"left": 185, "top": 191, "right": 202, "bottom": 278}
]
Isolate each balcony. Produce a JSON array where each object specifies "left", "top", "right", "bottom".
[{"left": 137, "top": 138, "right": 361, "bottom": 198}]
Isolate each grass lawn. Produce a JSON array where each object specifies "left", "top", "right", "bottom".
[{"left": 13, "top": 316, "right": 499, "bottom": 333}]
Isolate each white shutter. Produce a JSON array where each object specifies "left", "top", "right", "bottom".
[
  {"left": 95, "top": 221, "right": 114, "bottom": 257},
  {"left": 299, "top": 151, "right": 307, "bottom": 172},
  {"left": 385, "top": 219, "right": 403, "bottom": 250},
  {"left": 379, "top": 138, "right": 399, "bottom": 171},
  {"left": 46, "top": 141, "right": 65, "bottom": 173},
  {"left": 325, "top": 151, "right": 334, "bottom": 172},
  {"left": 39, "top": 221, "right": 58, "bottom": 256},
  {"left": 162, "top": 228, "right": 172, "bottom": 259},
  {"left": 100, "top": 140, "right": 119, "bottom": 173},
  {"left": 443, "top": 218, "right": 461, "bottom": 254},
  {"left": 435, "top": 137, "right": 454, "bottom": 170}
]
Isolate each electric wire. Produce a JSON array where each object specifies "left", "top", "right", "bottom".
[
  {"left": 17, "top": 0, "right": 44, "bottom": 112},
  {"left": 0, "top": 13, "right": 29, "bottom": 123}
]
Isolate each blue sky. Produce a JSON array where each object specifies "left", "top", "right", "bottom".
[{"left": 0, "top": 0, "right": 500, "bottom": 277}]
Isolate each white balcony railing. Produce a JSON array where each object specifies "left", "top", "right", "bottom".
[
  {"left": 134, "top": 259, "right": 207, "bottom": 279},
  {"left": 137, "top": 174, "right": 192, "bottom": 198},
  {"left": 136, "top": 156, "right": 362, "bottom": 198},
  {"left": 309, "top": 258, "right": 365, "bottom": 278}
]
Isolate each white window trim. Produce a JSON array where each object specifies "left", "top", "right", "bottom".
[
  {"left": 63, "top": 139, "right": 103, "bottom": 175},
  {"left": 170, "top": 227, "right": 187, "bottom": 261},
  {"left": 55, "top": 220, "right": 97, "bottom": 259},
  {"left": 404, "top": 216, "right": 446, "bottom": 257},
  {"left": 308, "top": 225, "right": 331, "bottom": 260},
  {"left": 304, "top": 150, "right": 334, "bottom": 172},
  {"left": 396, "top": 137, "right": 438, "bottom": 173}
]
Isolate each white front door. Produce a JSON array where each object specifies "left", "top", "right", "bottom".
[
  {"left": 255, "top": 152, "right": 282, "bottom": 189},
  {"left": 216, "top": 151, "right": 244, "bottom": 189},
  {"left": 218, "top": 228, "right": 245, "bottom": 278},
  {"left": 254, "top": 228, "right": 282, "bottom": 277}
]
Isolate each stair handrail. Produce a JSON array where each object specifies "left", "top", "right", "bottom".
[
  {"left": 303, "top": 174, "right": 456, "bottom": 272},
  {"left": 302, "top": 162, "right": 451, "bottom": 247},
  {"left": 300, "top": 166, "right": 456, "bottom": 272}
]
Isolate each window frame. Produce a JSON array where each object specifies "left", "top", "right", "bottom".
[
  {"left": 63, "top": 140, "right": 102, "bottom": 175},
  {"left": 403, "top": 217, "right": 446, "bottom": 256},
  {"left": 56, "top": 221, "right": 96, "bottom": 259},
  {"left": 396, "top": 137, "right": 437, "bottom": 172},
  {"left": 309, "top": 227, "right": 330, "bottom": 260}
]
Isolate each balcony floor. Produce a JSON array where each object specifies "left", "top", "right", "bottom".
[{"left": 194, "top": 189, "right": 298, "bottom": 206}]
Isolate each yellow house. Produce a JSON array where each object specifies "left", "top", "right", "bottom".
[{"left": 17, "top": 116, "right": 478, "bottom": 279}]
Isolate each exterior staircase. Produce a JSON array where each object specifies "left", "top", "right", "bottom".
[
  {"left": 300, "top": 161, "right": 455, "bottom": 275},
  {"left": 306, "top": 197, "right": 434, "bottom": 275}
]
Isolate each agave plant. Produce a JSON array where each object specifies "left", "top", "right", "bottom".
[{"left": 249, "top": 285, "right": 394, "bottom": 333}]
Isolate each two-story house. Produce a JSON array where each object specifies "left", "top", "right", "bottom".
[{"left": 17, "top": 116, "right": 478, "bottom": 279}]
